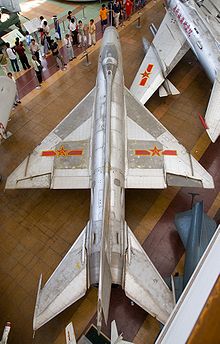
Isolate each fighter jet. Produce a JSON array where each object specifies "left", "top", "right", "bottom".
[
  {"left": 172, "top": 200, "right": 217, "bottom": 301},
  {"left": 0, "top": 76, "right": 16, "bottom": 141},
  {"left": 6, "top": 27, "right": 214, "bottom": 332},
  {"left": 130, "top": 0, "right": 220, "bottom": 143}
]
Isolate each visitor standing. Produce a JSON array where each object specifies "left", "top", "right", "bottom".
[
  {"left": 88, "top": 19, "right": 96, "bottom": 46},
  {"left": 5, "top": 43, "right": 20, "bottom": 72}
]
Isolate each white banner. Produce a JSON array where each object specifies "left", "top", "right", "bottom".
[
  {"left": 23, "top": 18, "right": 41, "bottom": 34},
  {"left": 1, "top": 29, "right": 25, "bottom": 45}
]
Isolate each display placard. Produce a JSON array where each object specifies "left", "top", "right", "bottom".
[
  {"left": 23, "top": 17, "right": 41, "bottom": 34},
  {"left": 1, "top": 29, "right": 25, "bottom": 46}
]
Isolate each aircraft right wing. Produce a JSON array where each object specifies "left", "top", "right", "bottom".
[
  {"left": 124, "top": 225, "right": 174, "bottom": 324},
  {"left": 33, "top": 223, "right": 89, "bottom": 331},
  {"left": 205, "top": 72, "right": 220, "bottom": 142},
  {"left": 130, "top": 11, "right": 190, "bottom": 104}
]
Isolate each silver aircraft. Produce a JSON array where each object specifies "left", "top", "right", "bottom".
[
  {"left": 0, "top": 76, "right": 16, "bottom": 141},
  {"left": 130, "top": 0, "right": 220, "bottom": 142},
  {"left": 6, "top": 27, "right": 214, "bottom": 332}
]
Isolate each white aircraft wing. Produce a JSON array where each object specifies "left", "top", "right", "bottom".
[
  {"left": 205, "top": 73, "right": 220, "bottom": 142},
  {"left": 0, "top": 76, "right": 16, "bottom": 140},
  {"left": 130, "top": 11, "right": 190, "bottom": 104},
  {"left": 6, "top": 88, "right": 95, "bottom": 189},
  {"left": 33, "top": 224, "right": 88, "bottom": 331},
  {"left": 125, "top": 88, "right": 214, "bottom": 189},
  {"left": 124, "top": 226, "right": 174, "bottom": 324}
]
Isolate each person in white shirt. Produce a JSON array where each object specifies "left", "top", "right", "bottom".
[
  {"left": 29, "top": 39, "right": 41, "bottom": 63},
  {"left": 42, "top": 20, "right": 51, "bottom": 48},
  {"left": 39, "top": 16, "right": 46, "bottom": 28},
  {"left": 5, "top": 43, "right": 20, "bottom": 72},
  {"left": 69, "top": 18, "right": 78, "bottom": 45},
  {"left": 32, "top": 55, "right": 43, "bottom": 89},
  {"left": 88, "top": 19, "right": 96, "bottom": 46},
  {"left": 64, "top": 34, "right": 75, "bottom": 61},
  {"left": 7, "top": 72, "right": 21, "bottom": 106}
]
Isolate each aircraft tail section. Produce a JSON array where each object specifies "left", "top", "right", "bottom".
[
  {"left": 159, "top": 78, "right": 180, "bottom": 97},
  {"left": 205, "top": 72, "right": 220, "bottom": 142},
  {"left": 97, "top": 250, "right": 112, "bottom": 331},
  {"left": 97, "top": 175, "right": 112, "bottom": 331},
  {"left": 124, "top": 225, "right": 174, "bottom": 324},
  {"left": 33, "top": 223, "right": 89, "bottom": 331},
  {"left": 111, "top": 320, "right": 134, "bottom": 344}
]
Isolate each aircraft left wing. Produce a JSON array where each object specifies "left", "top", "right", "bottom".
[
  {"left": 6, "top": 88, "right": 95, "bottom": 189},
  {"left": 0, "top": 76, "right": 16, "bottom": 140},
  {"left": 125, "top": 88, "right": 214, "bottom": 189},
  {"left": 205, "top": 72, "right": 220, "bottom": 142},
  {"left": 130, "top": 11, "right": 190, "bottom": 104}
]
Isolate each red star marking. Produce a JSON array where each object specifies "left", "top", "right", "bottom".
[
  {"left": 41, "top": 146, "right": 83, "bottom": 157},
  {"left": 135, "top": 147, "right": 177, "bottom": 157},
  {"left": 139, "top": 64, "right": 154, "bottom": 86},
  {"left": 56, "top": 145, "right": 68, "bottom": 156},
  {"left": 135, "top": 150, "right": 150, "bottom": 156},
  {"left": 150, "top": 146, "right": 162, "bottom": 156}
]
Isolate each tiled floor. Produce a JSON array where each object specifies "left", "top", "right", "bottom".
[{"left": 0, "top": 1, "right": 219, "bottom": 344}]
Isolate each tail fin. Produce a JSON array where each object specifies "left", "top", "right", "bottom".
[
  {"left": 159, "top": 79, "right": 180, "bottom": 97},
  {"left": 97, "top": 250, "right": 112, "bottom": 332},
  {"left": 124, "top": 225, "right": 175, "bottom": 324},
  {"left": 111, "top": 320, "right": 134, "bottom": 344}
]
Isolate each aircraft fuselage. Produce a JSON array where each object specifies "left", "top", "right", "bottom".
[
  {"left": 88, "top": 28, "right": 126, "bottom": 287},
  {"left": 167, "top": 0, "right": 220, "bottom": 82}
]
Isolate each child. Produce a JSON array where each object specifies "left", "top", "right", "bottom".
[
  {"left": 77, "top": 20, "right": 87, "bottom": 47},
  {"left": 32, "top": 55, "right": 43, "bottom": 89},
  {"left": 88, "top": 19, "right": 96, "bottom": 47},
  {"left": 25, "top": 31, "right": 33, "bottom": 47},
  {"left": 7, "top": 72, "right": 21, "bottom": 106},
  {"left": 64, "top": 34, "right": 75, "bottom": 61}
]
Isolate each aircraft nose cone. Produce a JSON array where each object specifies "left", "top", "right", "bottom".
[{"left": 102, "top": 26, "right": 119, "bottom": 43}]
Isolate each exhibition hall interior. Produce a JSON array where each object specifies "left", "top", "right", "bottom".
[{"left": 0, "top": 0, "right": 219, "bottom": 343}]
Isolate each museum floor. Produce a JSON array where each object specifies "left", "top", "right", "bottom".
[{"left": 0, "top": 1, "right": 220, "bottom": 343}]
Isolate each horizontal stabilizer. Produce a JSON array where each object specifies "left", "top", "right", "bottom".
[
  {"left": 159, "top": 79, "right": 180, "bottom": 97},
  {"left": 205, "top": 73, "right": 220, "bottom": 142},
  {"left": 124, "top": 226, "right": 174, "bottom": 324},
  {"left": 33, "top": 224, "right": 88, "bottom": 330}
]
